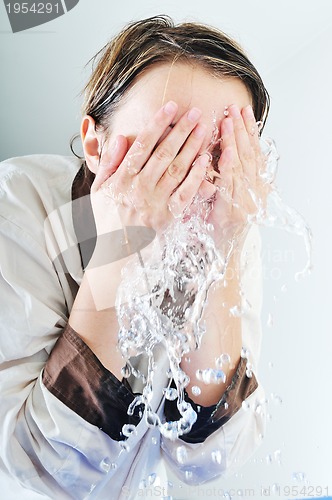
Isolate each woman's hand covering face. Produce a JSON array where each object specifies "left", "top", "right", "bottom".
[
  {"left": 203, "top": 104, "right": 270, "bottom": 256},
  {"left": 90, "top": 101, "right": 211, "bottom": 236}
]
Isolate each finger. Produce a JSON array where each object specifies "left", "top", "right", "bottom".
[
  {"left": 227, "top": 104, "right": 253, "bottom": 164},
  {"left": 228, "top": 104, "right": 255, "bottom": 183},
  {"left": 91, "top": 135, "right": 128, "bottom": 193},
  {"left": 219, "top": 117, "right": 240, "bottom": 175},
  {"left": 215, "top": 145, "right": 234, "bottom": 199},
  {"left": 241, "top": 105, "right": 262, "bottom": 157},
  {"left": 141, "top": 107, "right": 203, "bottom": 187},
  {"left": 197, "top": 178, "right": 217, "bottom": 200},
  {"left": 168, "top": 153, "right": 210, "bottom": 215},
  {"left": 117, "top": 101, "right": 179, "bottom": 177},
  {"left": 156, "top": 123, "right": 207, "bottom": 194}
]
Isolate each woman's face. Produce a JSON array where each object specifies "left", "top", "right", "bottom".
[{"left": 106, "top": 61, "right": 252, "bottom": 153}]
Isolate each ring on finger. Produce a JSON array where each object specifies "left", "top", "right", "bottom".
[{"left": 167, "top": 163, "right": 182, "bottom": 182}]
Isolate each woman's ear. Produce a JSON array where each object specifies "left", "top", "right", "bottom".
[{"left": 81, "top": 115, "right": 103, "bottom": 174}]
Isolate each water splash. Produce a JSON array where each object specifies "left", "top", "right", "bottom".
[
  {"left": 111, "top": 127, "right": 312, "bottom": 441},
  {"left": 196, "top": 367, "right": 226, "bottom": 384},
  {"left": 116, "top": 198, "right": 231, "bottom": 439},
  {"left": 211, "top": 449, "right": 223, "bottom": 464},
  {"left": 251, "top": 137, "right": 313, "bottom": 280}
]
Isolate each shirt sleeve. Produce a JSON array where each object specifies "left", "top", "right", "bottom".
[
  {"left": 0, "top": 163, "right": 152, "bottom": 500},
  {"left": 164, "top": 356, "right": 258, "bottom": 444},
  {"left": 42, "top": 323, "right": 143, "bottom": 441}
]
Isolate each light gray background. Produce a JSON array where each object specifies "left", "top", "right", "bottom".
[{"left": 0, "top": 0, "right": 331, "bottom": 498}]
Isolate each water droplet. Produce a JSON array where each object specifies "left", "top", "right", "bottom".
[
  {"left": 119, "top": 441, "right": 130, "bottom": 452},
  {"left": 211, "top": 449, "right": 223, "bottom": 464},
  {"left": 151, "top": 436, "right": 158, "bottom": 445},
  {"left": 271, "top": 393, "right": 283, "bottom": 405},
  {"left": 267, "top": 312, "right": 274, "bottom": 328},
  {"left": 122, "top": 424, "right": 137, "bottom": 438},
  {"left": 242, "top": 298, "right": 252, "bottom": 312},
  {"left": 121, "top": 363, "right": 131, "bottom": 378},
  {"left": 268, "top": 361, "right": 274, "bottom": 369},
  {"left": 215, "top": 353, "right": 231, "bottom": 368},
  {"left": 230, "top": 305, "right": 243, "bottom": 317},
  {"left": 274, "top": 449, "right": 282, "bottom": 464},
  {"left": 176, "top": 446, "right": 188, "bottom": 464},
  {"left": 163, "top": 387, "right": 178, "bottom": 401},
  {"left": 185, "top": 470, "right": 193, "bottom": 481},
  {"left": 146, "top": 411, "right": 159, "bottom": 427},
  {"left": 271, "top": 484, "right": 280, "bottom": 495},
  {"left": 246, "top": 362, "right": 253, "bottom": 378},
  {"left": 241, "top": 347, "right": 249, "bottom": 359},
  {"left": 265, "top": 454, "right": 272, "bottom": 465},
  {"left": 191, "top": 385, "right": 201, "bottom": 396},
  {"left": 148, "top": 473, "right": 157, "bottom": 485},
  {"left": 281, "top": 284, "right": 287, "bottom": 293},
  {"left": 255, "top": 403, "right": 263, "bottom": 415},
  {"left": 292, "top": 471, "right": 307, "bottom": 483},
  {"left": 242, "top": 400, "right": 250, "bottom": 411},
  {"left": 139, "top": 478, "right": 147, "bottom": 489},
  {"left": 89, "top": 484, "right": 96, "bottom": 493},
  {"left": 176, "top": 369, "right": 190, "bottom": 387},
  {"left": 143, "top": 383, "right": 153, "bottom": 402},
  {"left": 224, "top": 402, "right": 229, "bottom": 410},
  {"left": 100, "top": 458, "right": 111, "bottom": 472},
  {"left": 196, "top": 368, "right": 226, "bottom": 384}
]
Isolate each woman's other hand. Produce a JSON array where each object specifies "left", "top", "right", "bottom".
[{"left": 204, "top": 104, "right": 270, "bottom": 258}]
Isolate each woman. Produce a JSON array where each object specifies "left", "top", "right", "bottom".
[{"left": 0, "top": 15, "right": 269, "bottom": 499}]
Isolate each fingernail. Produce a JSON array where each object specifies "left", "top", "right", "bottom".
[
  {"left": 197, "top": 153, "right": 211, "bottom": 168},
  {"left": 187, "top": 107, "right": 202, "bottom": 122},
  {"left": 229, "top": 105, "right": 241, "bottom": 118},
  {"left": 164, "top": 101, "right": 178, "bottom": 115}
]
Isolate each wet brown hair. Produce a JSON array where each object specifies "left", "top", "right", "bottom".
[{"left": 80, "top": 15, "right": 269, "bottom": 142}]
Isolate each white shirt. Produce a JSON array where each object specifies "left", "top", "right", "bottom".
[{"left": 0, "top": 154, "right": 265, "bottom": 499}]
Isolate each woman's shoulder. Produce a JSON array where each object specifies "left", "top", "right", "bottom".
[
  {"left": 0, "top": 153, "right": 82, "bottom": 188},
  {"left": 0, "top": 154, "right": 83, "bottom": 233},
  {"left": 0, "top": 153, "right": 82, "bottom": 206}
]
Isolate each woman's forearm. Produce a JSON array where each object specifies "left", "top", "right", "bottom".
[
  {"left": 68, "top": 256, "right": 134, "bottom": 380},
  {"left": 180, "top": 253, "right": 242, "bottom": 406}
]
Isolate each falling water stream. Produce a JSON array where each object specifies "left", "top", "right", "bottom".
[{"left": 105, "top": 125, "right": 312, "bottom": 444}]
